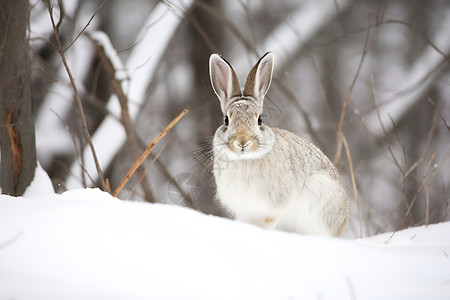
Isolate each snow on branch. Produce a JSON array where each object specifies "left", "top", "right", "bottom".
[
  {"left": 224, "top": 0, "right": 350, "bottom": 73},
  {"left": 365, "top": 11, "right": 450, "bottom": 136},
  {"left": 65, "top": 0, "right": 195, "bottom": 190},
  {"left": 261, "top": 0, "right": 351, "bottom": 68},
  {"left": 89, "top": 31, "right": 128, "bottom": 82}
]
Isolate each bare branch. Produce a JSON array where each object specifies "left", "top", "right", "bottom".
[
  {"left": 49, "top": 109, "right": 96, "bottom": 188},
  {"left": 334, "top": 14, "right": 381, "bottom": 167},
  {"left": 45, "top": 1, "right": 107, "bottom": 190},
  {"left": 370, "top": 75, "right": 404, "bottom": 174},
  {"left": 320, "top": 18, "right": 450, "bottom": 65},
  {"left": 274, "top": 78, "right": 326, "bottom": 150},
  {"left": 56, "top": 0, "right": 64, "bottom": 30},
  {"left": 340, "top": 132, "right": 362, "bottom": 238},
  {"left": 428, "top": 98, "right": 450, "bottom": 131},
  {"left": 113, "top": 109, "right": 188, "bottom": 198},
  {"left": 386, "top": 153, "right": 435, "bottom": 243},
  {"left": 125, "top": 135, "right": 173, "bottom": 200},
  {"left": 64, "top": 0, "right": 106, "bottom": 53},
  {"left": 90, "top": 31, "right": 155, "bottom": 202},
  {"left": 65, "top": 0, "right": 195, "bottom": 189},
  {"left": 194, "top": 1, "right": 254, "bottom": 53}
]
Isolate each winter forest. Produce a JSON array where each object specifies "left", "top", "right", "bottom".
[
  {"left": 1, "top": 0, "right": 450, "bottom": 298},
  {"left": 2, "top": 0, "right": 450, "bottom": 225},
  {"left": 7, "top": 0, "right": 446, "bottom": 235}
]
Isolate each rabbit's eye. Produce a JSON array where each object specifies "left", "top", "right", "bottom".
[
  {"left": 258, "top": 116, "right": 262, "bottom": 125},
  {"left": 224, "top": 116, "right": 229, "bottom": 126}
]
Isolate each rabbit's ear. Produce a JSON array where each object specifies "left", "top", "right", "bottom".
[
  {"left": 243, "top": 52, "right": 274, "bottom": 101},
  {"left": 209, "top": 54, "right": 241, "bottom": 113}
]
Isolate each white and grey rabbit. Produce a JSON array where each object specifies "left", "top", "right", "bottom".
[{"left": 209, "top": 52, "right": 348, "bottom": 237}]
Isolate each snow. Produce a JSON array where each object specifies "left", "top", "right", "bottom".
[
  {"left": 23, "top": 162, "right": 55, "bottom": 197},
  {"left": 1, "top": 188, "right": 449, "bottom": 300},
  {"left": 89, "top": 31, "right": 128, "bottom": 81}
]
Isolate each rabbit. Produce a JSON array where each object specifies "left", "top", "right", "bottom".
[{"left": 208, "top": 52, "right": 349, "bottom": 237}]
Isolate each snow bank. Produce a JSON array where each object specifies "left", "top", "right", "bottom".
[
  {"left": 0, "top": 189, "right": 449, "bottom": 300},
  {"left": 23, "top": 162, "right": 55, "bottom": 197}
]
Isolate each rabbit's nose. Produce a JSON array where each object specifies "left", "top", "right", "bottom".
[{"left": 234, "top": 139, "right": 252, "bottom": 152}]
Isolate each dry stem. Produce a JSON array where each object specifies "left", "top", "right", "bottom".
[
  {"left": 125, "top": 135, "right": 173, "bottom": 200},
  {"left": 340, "top": 132, "right": 362, "bottom": 238},
  {"left": 113, "top": 109, "right": 188, "bottom": 198}
]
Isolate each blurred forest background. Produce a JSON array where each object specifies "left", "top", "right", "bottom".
[{"left": 5, "top": 0, "right": 450, "bottom": 237}]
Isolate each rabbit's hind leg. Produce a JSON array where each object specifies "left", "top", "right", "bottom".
[
  {"left": 235, "top": 214, "right": 278, "bottom": 230},
  {"left": 263, "top": 216, "right": 277, "bottom": 230}
]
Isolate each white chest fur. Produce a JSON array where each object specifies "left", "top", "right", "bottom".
[{"left": 214, "top": 159, "right": 276, "bottom": 218}]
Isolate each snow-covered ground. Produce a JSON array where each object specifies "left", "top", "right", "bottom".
[{"left": 0, "top": 188, "right": 449, "bottom": 300}]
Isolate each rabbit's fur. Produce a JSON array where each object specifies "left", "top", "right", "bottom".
[{"left": 209, "top": 52, "right": 348, "bottom": 237}]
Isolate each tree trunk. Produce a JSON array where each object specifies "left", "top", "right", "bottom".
[{"left": 0, "top": 0, "right": 36, "bottom": 195}]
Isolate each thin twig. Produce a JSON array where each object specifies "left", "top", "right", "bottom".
[
  {"left": 421, "top": 113, "right": 438, "bottom": 226},
  {"left": 49, "top": 109, "right": 95, "bottom": 186},
  {"left": 195, "top": 1, "right": 254, "bottom": 53},
  {"left": 385, "top": 153, "right": 435, "bottom": 243},
  {"left": 340, "top": 132, "right": 362, "bottom": 238},
  {"left": 274, "top": 78, "right": 326, "bottom": 150},
  {"left": 372, "top": 74, "right": 415, "bottom": 229},
  {"left": 125, "top": 135, "right": 173, "bottom": 200},
  {"left": 404, "top": 157, "right": 423, "bottom": 179},
  {"left": 382, "top": 19, "right": 450, "bottom": 64},
  {"left": 44, "top": 0, "right": 107, "bottom": 190},
  {"left": 320, "top": 18, "right": 450, "bottom": 66},
  {"left": 428, "top": 98, "right": 450, "bottom": 131},
  {"left": 334, "top": 6, "right": 383, "bottom": 167},
  {"left": 371, "top": 75, "right": 403, "bottom": 173},
  {"left": 388, "top": 114, "right": 407, "bottom": 168},
  {"left": 63, "top": 0, "right": 106, "bottom": 53},
  {"left": 138, "top": 136, "right": 196, "bottom": 209},
  {"left": 185, "top": 12, "right": 219, "bottom": 53},
  {"left": 56, "top": 0, "right": 64, "bottom": 30},
  {"left": 113, "top": 109, "right": 188, "bottom": 197}
]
